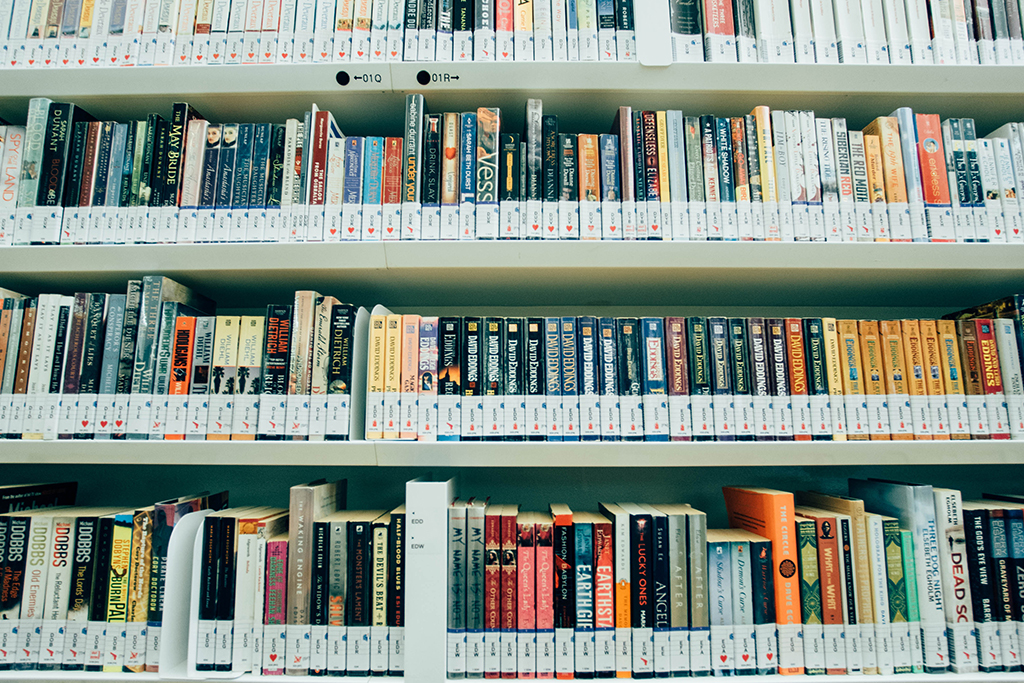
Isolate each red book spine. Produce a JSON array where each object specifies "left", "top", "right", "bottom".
[
  {"left": 976, "top": 318, "right": 1010, "bottom": 438},
  {"left": 704, "top": 0, "right": 735, "bottom": 36},
  {"left": 500, "top": 509, "right": 518, "bottom": 679},
  {"left": 593, "top": 521, "right": 614, "bottom": 633},
  {"left": 813, "top": 515, "right": 844, "bottom": 674},
  {"left": 165, "top": 315, "right": 196, "bottom": 440},
  {"left": 383, "top": 137, "right": 403, "bottom": 205},
  {"left": 309, "top": 111, "right": 329, "bottom": 207},
  {"left": 915, "top": 114, "right": 952, "bottom": 207},
  {"left": 485, "top": 509, "right": 502, "bottom": 679},
  {"left": 535, "top": 519, "right": 554, "bottom": 680},
  {"left": 641, "top": 111, "right": 660, "bottom": 201},
  {"left": 518, "top": 519, "right": 536, "bottom": 679}
]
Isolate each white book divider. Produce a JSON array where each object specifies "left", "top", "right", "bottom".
[
  {"left": 633, "top": 0, "right": 672, "bottom": 65},
  {"left": 406, "top": 477, "right": 456, "bottom": 683},
  {"left": 161, "top": 508, "right": 213, "bottom": 679}
]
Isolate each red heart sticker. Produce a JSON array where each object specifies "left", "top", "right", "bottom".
[
  {"left": 100, "top": 421, "right": 108, "bottom": 427},
  {"left": 330, "top": 228, "right": 337, "bottom": 234},
  {"left": 81, "top": 420, "right": 89, "bottom": 427},
  {"left": 28, "top": 59, "right": 34, "bottom": 64},
  {"left": 230, "top": 52, "right": 237, "bottom": 58},
  {"left": 720, "top": 655, "right": 728, "bottom": 663},
  {"left": 321, "top": 52, "right": 328, "bottom": 57},
  {"left": 300, "top": 52, "right": 306, "bottom": 57},
  {"left": 348, "top": 227, "right": 355, "bottom": 233},
  {"left": 386, "top": 226, "right": 394, "bottom": 233},
  {"left": 116, "top": 420, "right": 123, "bottom": 427},
  {"left": 78, "top": 59, "right": 84, "bottom": 64},
  {"left": 248, "top": 52, "right": 254, "bottom": 58},
  {"left": 62, "top": 59, "right": 68, "bottom": 64},
  {"left": 766, "top": 653, "right": 773, "bottom": 661},
  {"left": 213, "top": 52, "right": 220, "bottom": 58},
  {"left": 181, "top": 54, "right": 186, "bottom": 60},
  {"left": 196, "top": 54, "right": 203, "bottom": 59},
  {"left": 390, "top": 50, "right": 397, "bottom": 56},
  {"left": 269, "top": 655, "right": 277, "bottom": 662},
  {"left": 45, "top": 58, "right": 51, "bottom": 64},
  {"left": 357, "top": 50, "right": 363, "bottom": 56},
  {"left": 610, "top": 226, "right": 616, "bottom": 231},
  {"left": 502, "top": 52, "right": 508, "bottom": 57},
  {"left": 742, "top": 654, "right": 749, "bottom": 662},
  {"left": 282, "top": 52, "right": 288, "bottom": 57}
]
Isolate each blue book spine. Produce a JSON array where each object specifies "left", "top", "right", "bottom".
[
  {"left": 460, "top": 113, "right": 477, "bottom": 205},
  {"left": 343, "top": 137, "right": 364, "bottom": 206},
  {"left": 232, "top": 123, "right": 254, "bottom": 210},
  {"left": 561, "top": 316, "right": 580, "bottom": 442},
  {"left": 597, "top": 0, "right": 615, "bottom": 29},
  {"left": 575, "top": 520, "right": 595, "bottom": 678},
  {"left": 640, "top": 317, "right": 669, "bottom": 441},
  {"left": 545, "top": 317, "right": 562, "bottom": 442},
  {"left": 362, "top": 136, "right": 384, "bottom": 206},
  {"left": 599, "top": 134, "right": 620, "bottom": 202},
  {"left": 105, "top": 123, "right": 128, "bottom": 207},
  {"left": 577, "top": 316, "right": 601, "bottom": 442},
  {"left": 248, "top": 124, "right": 271, "bottom": 209},
  {"left": 568, "top": 0, "right": 579, "bottom": 31},
  {"left": 715, "top": 118, "right": 735, "bottom": 204},
  {"left": 215, "top": 125, "right": 238, "bottom": 210},
  {"left": 598, "top": 317, "right": 620, "bottom": 441}
]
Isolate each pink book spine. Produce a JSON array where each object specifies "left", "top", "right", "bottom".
[
  {"left": 704, "top": 0, "right": 735, "bottom": 36},
  {"left": 264, "top": 539, "right": 289, "bottom": 675},
  {"left": 518, "top": 520, "right": 537, "bottom": 679},
  {"left": 495, "top": 0, "right": 514, "bottom": 32},
  {"left": 535, "top": 520, "right": 554, "bottom": 679}
]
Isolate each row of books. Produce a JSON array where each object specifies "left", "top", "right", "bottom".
[
  {"left": 0, "top": 483, "right": 226, "bottom": 673},
  {"left": 445, "top": 481, "right": 1024, "bottom": 678},
  {"left": 365, "top": 303, "right": 1024, "bottom": 442},
  {"left": 193, "top": 480, "right": 405, "bottom": 677},
  {"left": 1, "top": 0, "right": 1023, "bottom": 71},
  {"left": 0, "top": 279, "right": 363, "bottom": 441},
  {"left": 5, "top": 97, "right": 1024, "bottom": 246},
  {"left": 0, "top": 0, "right": 640, "bottom": 71}
]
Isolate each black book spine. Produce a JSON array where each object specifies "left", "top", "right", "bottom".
[
  {"left": 325, "top": 303, "right": 356, "bottom": 442},
  {"left": 989, "top": 509, "right": 1020, "bottom": 672},
  {"left": 0, "top": 516, "right": 10, "bottom": 672},
  {"left": 348, "top": 521, "right": 371, "bottom": 628},
  {"left": 802, "top": 318, "right": 829, "bottom": 442},
  {"left": 542, "top": 116, "right": 559, "bottom": 202},
  {"left": 405, "top": 0, "right": 421, "bottom": 33},
  {"left": 309, "top": 519, "right": 330, "bottom": 676},
  {"left": 462, "top": 317, "right": 482, "bottom": 441},
  {"left": 215, "top": 125, "right": 238, "bottom": 209},
  {"left": 259, "top": 304, "right": 293, "bottom": 441},
  {"left": 708, "top": 316, "right": 732, "bottom": 442},
  {"left": 63, "top": 516, "right": 98, "bottom": 671},
  {"left": 164, "top": 103, "right": 190, "bottom": 207},
  {"left": 248, "top": 123, "right": 271, "bottom": 209},
  {"left": 213, "top": 517, "right": 237, "bottom": 672},
  {"left": 388, "top": 513, "right": 405, "bottom": 630},
  {"left": 526, "top": 317, "right": 546, "bottom": 442},
  {"left": 199, "top": 125, "right": 221, "bottom": 209},
  {"left": 1004, "top": 509, "right": 1024, "bottom": 632},
  {"left": 558, "top": 134, "right": 578, "bottom": 201},
  {"left": 438, "top": 317, "right": 462, "bottom": 397},
  {"left": 91, "top": 121, "right": 114, "bottom": 207},
  {"left": 500, "top": 133, "right": 520, "bottom": 202},
  {"left": 85, "top": 516, "right": 114, "bottom": 668},
  {"left": 267, "top": 124, "right": 287, "bottom": 208},
  {"left": 232, "top": 124, "right": 254, "bottom": 210},
  {"left": 615, "top": 0, "right": 634, "bottom": 30},
  {"left": 617, "top": 317, "right": 642, "bottom": 441},
  {"left": 504, "top": 317, "right": 525, "bottom": 442},
  {"left": 453, "top": 0, "right": 471, "bottom": 30},
  {"left": 37, "top": 102, "right": 73, "bottom": 208},
  {"left": 148, "top": 119, "right": 169, "bottom": 207},
  {"left": 553, "top": 519, "right": 575, "bottom": 629},
  {"left": 75, "top": 293, "right": 107, "bottom": 429},
  {"left": 483, "top": 316, "right": 504, "bottom": 442},
  {"left": 687, "top": 317, "right": 712, "bottom": 441},
  {"left": 729, "top": 317, "right": 754, "bottom": 442},
  {"left": 113, "top": 280, "right": 142, "bottom": 399},
  {"left": 137, "top": 114, "right": 160, "bottom": 212},
  {"left": 630, "top": 511, "right": 653, "bottom": 680},
  {"left": 766, "top": 318, "right": 792, "bottom": 441},
  {"left": 422, "top": 114, "right": 442, "bottom": 205},
  {"left": 62, "top": 121, "right": 89, "bottom": 209},
  {"left": 632, "top": 113, "right": 646, "bottom": 207},
  {"left": 964, "top": 507, "right": 1001, "bottom": 672},
  {"left": 47, "top": 302, "right": 71, "bottom": 394},
  {"left": 195, "top": 516, "right": 220, "bottom": 671},
  {"left": 118, "top": 122, "right": 136, "bottom": 209},
  {"left": 651, "top": 513, "right": 670, "bottom": 679}
]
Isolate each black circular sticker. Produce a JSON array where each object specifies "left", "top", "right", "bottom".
[{"left": 779, "top": 559, "right": 797, "bottom": 578}]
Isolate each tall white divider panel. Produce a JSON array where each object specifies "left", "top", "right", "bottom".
[
  {"left": 159, "top": 509, "right": 214, "bottom": 680},
  {"left": 633, "top": 0, "right": 672, "bottom": 65},
  {"left": 405, "top": 478, "right": 456, "bottom": 683}
]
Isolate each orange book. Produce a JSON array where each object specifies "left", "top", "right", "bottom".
[
  {"left": 862, "top": 117, "right": 909, "bottom": 204},
  {"left": 166, "top": 316, "right": 196, "bottom": 441},
  {"left": 857, "top": 320, "right": 890, "bottom": 440},
  {"left": 837, "top": 320, "right": 868, "bottom": 440},
  {"left": 794, "top": 507, "right": 845, "bottom": 675},
  {"left": 879, "top": 320, "right": 913, "bottom": 440},
  {"left": 785, "top": 318, "right": 812, "bottom": 441},
  {"left": 900, "top": 320, "right": 932, "bottom": 440},
  {"left": 937, "top": 319, "right": 971, "bottom": 439},
  {"left": 400, "top": 314, "right": 420, "bottom": 439},
  {"left": 862, "top": 135, "right": 890, "bottom": 242},
  {"left": 722, "top": 486, "right": 804, "bottom": 675},
  {"left": 919, "top": 320, "right": 949, "bottom": 440},
  {"left": 578, "top": 134, "right": 600, "bottom": 202},
  {"left": 914, "top": 114, "right": 952, "bottom": 207}
]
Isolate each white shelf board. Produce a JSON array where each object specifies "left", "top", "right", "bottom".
[
  {"left": 4, "top": 242, "right": 1024, "bottom": 309},
  {"left": 4, "top": 438, "right": 1024, "bottom": 467},
  {"left": 2, "top": 63, "right": 1024, "bottom": 131},
  {"left": 0, "top": 674, "right": 403, "bottom": 682}
]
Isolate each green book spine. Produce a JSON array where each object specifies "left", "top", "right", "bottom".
[
  {"left": 882, "top": 518, "right": 911, "bottom": 674},
  {"left": 900, "top": 529, "right": 924, "bottom": 674},
  {"left": 797, "top": 518, "right": 825, "bottom": 675}
]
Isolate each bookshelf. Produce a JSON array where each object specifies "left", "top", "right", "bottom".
[{"left": 4, "top": 58, "right": 1024, "bottom": 683}]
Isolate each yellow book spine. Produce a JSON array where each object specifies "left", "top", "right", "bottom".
[
  {"left": 862, "top": 134, "right": 890, "bottom": 243},
  {"left": 516, "top": 0, "right": 533, "bottom": 32},
  {"left": 656, "top": 111, "right": 671, "bottom": 203},
  {"left": 858, "top": 319, "right": 891, "bottom": 441},
  {"left": 920, "top": 319, "right": 950, "bottom": 440},
  {"left": 752, "top": 106, "right": 778, "bottom": 203},
  {"left": 822, "top": 318, "right": 847, "bottom": 440},
  {"left": 880, "top": 320, "right": 913, "bottom": 440},
  {"left": 578, "top": 134, "right": 600, "bottom": 202},
  {"left": 400, "top": 314, "right": 420, "bottom": 440},
  {"left": 104, "top": 515, "right": 134, "bottom": 672},
  {"left": 864, "top": 118, "right": 908, "bottom": 204},
  {"left": 382, "top": 314, "right": 402, "bottom": 439},
  {"left": 366, "top": 315, "right": 387, "bottom": 439},
  {"left": 207, "top": 315, "right": 240, "bottom": 441},
  {"left": 937, "top": 319, "right": 971, "bottom": 439},
  {"left": 838, "top": 320, "right": 868, "bottom": 440},
  {"left": 901, "top": 320, "right": 932, "bottom": 440}
]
